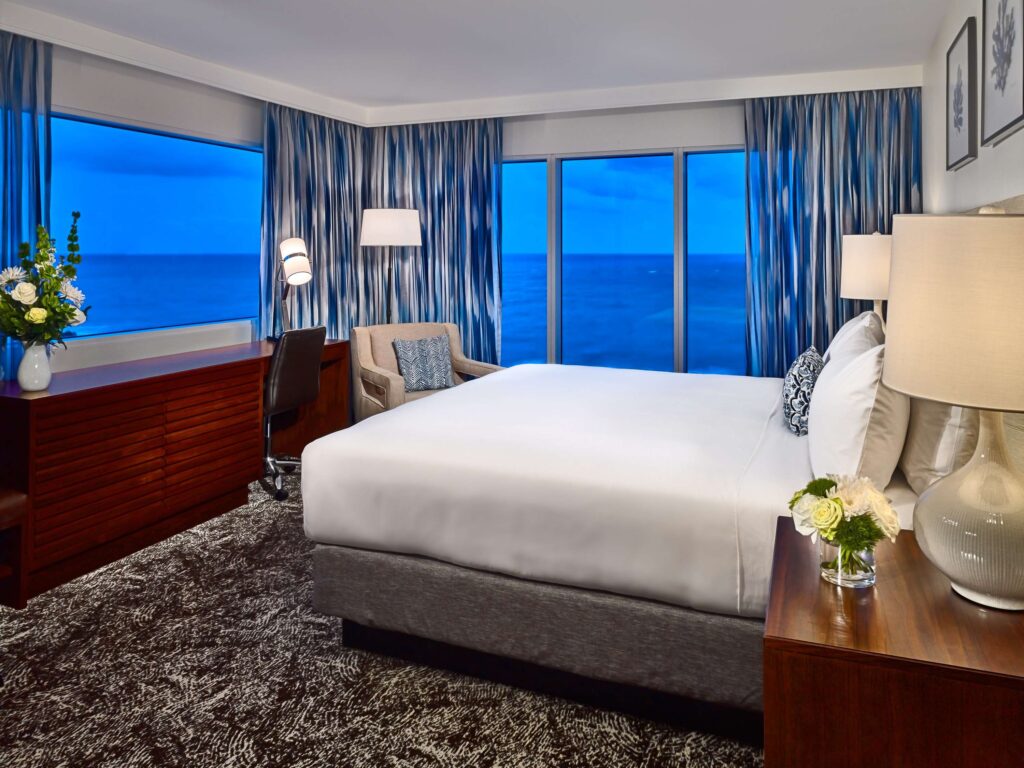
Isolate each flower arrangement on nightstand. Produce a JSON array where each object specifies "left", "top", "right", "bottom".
[{"left": 788, "top": 475, "right": 900, "bottom": 588}]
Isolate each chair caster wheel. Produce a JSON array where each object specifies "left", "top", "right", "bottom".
[
  {"left": 282, "top": 465, "right": 296, "bottom": 475},
  {"left": 274, "top": 488, "right": 289, "bottom": 501}
]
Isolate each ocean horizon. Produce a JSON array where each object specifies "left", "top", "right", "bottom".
[{"left": 501, "top": 251, "right": 746, "bottom": 374}]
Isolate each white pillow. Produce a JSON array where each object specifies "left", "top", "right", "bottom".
[
  {"left": 899, "top": 400, "right": 979, "bottom": 495},
  {"left": 808, "top": 345, "right": 910, "bottom": 489},
  {"left": 823, "top": 311, "right": 885, "bottom": 367}
]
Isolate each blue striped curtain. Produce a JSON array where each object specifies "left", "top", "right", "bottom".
[
  {"left": 261, "top": 106, "right": 502, "bottom": 363},
  {"left": 744, "top": 88, "right": 921, "bottom": 377},
  {"left": 364, "top": 120, "right": 502, "bottom": 363},
  {"left": 260, "top": 103, "right": 365, "bottom": 339},
  {"left": 0, "top": 33, "right": 50, "bottom": 380}
]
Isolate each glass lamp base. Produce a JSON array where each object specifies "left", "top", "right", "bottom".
[
  {"left": 915, "top": 411, "right": 1024, "bottom": 612},
  {"left": 951, "top": 583, "right": 1024, "bottom": 611}
]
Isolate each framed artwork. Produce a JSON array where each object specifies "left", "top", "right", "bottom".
[
  {"left": 947, "top": 18, "right": 978, "bottom": 170},
  {"left": 982, "top": 0, "right": 1024, "bottom": 145}
]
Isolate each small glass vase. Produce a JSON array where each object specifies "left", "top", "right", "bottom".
[{"left": 819, "top": 537, "right": 876, "bottom": 588}]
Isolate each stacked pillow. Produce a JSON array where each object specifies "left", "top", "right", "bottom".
[
  {"left": 784, "top": 310, "right": 978, "bottom": 495},
  {"left": 804, "top": 312, "right": 909, "bottom": 489},
  {"left": 899, "top": 401, "right": 979, "bottom": 494}
]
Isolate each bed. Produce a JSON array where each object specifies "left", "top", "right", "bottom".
[{"left": 302, "top": 363, "right": 917, "bottom": 711}]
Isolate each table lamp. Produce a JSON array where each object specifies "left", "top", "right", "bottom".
[
  {"left": 840, "top": 233, "right": 891, "bottom": 325},
  {"left": 278, "top": 237, "right": 312, "bottom": 331},
  {"left": 884, "top": 213, "right": 1024, "bottom": 610},
  {"left": 359, "top": 208, "right": 422, "bottom": 324}
]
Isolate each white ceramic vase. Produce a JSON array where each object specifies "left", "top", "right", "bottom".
[{"left": 17, "top": 342, "right": 52, "bottom": 392}]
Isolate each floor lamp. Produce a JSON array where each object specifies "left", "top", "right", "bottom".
[
  {"left": 359, "top": 209, "right": 422, "bottom": 324},
  {"left": 278, "top": 237, "right": 313, "bottom": 332},
  {"left": 840, "top": 232, "right": 891, "bottom": 328}
]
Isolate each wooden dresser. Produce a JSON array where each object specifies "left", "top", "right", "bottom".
[
  {"left": 764, "top": 517, "right": 1024, "bottom": 767},
  {"left": 0, "top": 339, "right": 350, "bottom": 608}
]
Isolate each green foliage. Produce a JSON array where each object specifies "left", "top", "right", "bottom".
[
  {"left": 0, "top": 212, "right": 87, "bottom": 348},
  {"left": 788, "top": 476, "right": 837, "bottom": 509},
  {"left": 827, "top": 513, "right": 885, "bottom": 553}
]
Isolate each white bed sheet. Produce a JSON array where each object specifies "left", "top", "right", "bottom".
[{"left": 303, "top": 364, "right": 828, "bottom": 618}]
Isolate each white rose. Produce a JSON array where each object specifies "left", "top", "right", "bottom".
[
  {"left": 71, "top": 308, "right": 86, "bottom": 326},
  {"left": 790, "top": 493, "right": 819, "bottom": 536},
  {"left": 10, "top": 282, "right": 37, "bottom": 305}
]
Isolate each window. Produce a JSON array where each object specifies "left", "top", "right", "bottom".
[
  {"left": 50, "top": 117, "right": 262, "bottom": 338},
  {"left": 500, "top": 148, "right": 746, "bottom": 374},
  {"left": 561, "top": 155, "right": 674, "bottom": 371},
  {"left": 500, "top": 161, "right": 547, "bottom": 366},
  {"left": 684, "top": 151, "right": 747, "bottom": 374}
]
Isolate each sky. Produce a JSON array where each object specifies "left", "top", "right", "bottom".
[
  {"left": 50, "top": 117, "right": 262, "bottom": 255},
  {"left": 501, "top": 150, "right": 746, "bottom": 255}
]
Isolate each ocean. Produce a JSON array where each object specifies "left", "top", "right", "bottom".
[
  {"left": 68, "top": 252, "right": 746, "bottom": 378},
  {"left": 501, "top": 252, "right": 746, "bottom": 374},
  {"left": 67, "top": 253, "right": 260, "bottom": 338}
]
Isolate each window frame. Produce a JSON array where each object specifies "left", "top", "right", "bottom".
[
  {"left": 501, "top": 144, "right": 744, "bottom": 373},
  {"left": 48, "top": 112, "right": 264, "bottom": 340}
]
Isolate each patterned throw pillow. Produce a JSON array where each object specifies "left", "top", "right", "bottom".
[
  {"left": 783, "top": 347, "right": 825, "bottom": 436},
  {"left": 392, "top": 334, "right": 456, "bottom": 392}
]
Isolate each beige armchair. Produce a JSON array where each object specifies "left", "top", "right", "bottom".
[{"left": 352, "top": 322, "right": 502, "bottom": 421}]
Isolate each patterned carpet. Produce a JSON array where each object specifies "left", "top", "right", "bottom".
[{"left": 0, "top": 478, "right": 764, "bottom": 768}]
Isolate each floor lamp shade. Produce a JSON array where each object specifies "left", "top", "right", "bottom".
[
  {"left": 840, "top": 233, "right": 891, "bottom": 300},
  {"left": 884, "top": 215, "right": 1024, "bottom": 411},
  {"left": 884, "top": 213, "right": 1024, "bottom": 610},
  {"left": 279, "top": 237, "right": 312, "bottom": 286},
  {"left": 359, "top": 209, "right": 422, "bottom": 247}
]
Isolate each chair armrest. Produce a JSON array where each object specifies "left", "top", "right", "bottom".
[
  {"left": 452, "top": 356, "right": 503, "bottom": 379},
  {"left": 360, "top": 363, "right": 406, "bottom": 411}
]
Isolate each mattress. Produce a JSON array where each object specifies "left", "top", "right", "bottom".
[{"left": 304, "top": 364, "right": 829, "bottom": 618}]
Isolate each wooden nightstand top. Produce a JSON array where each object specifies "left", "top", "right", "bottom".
[{"left": 765, "top": 516, "right": 1024, "bottom": 683}]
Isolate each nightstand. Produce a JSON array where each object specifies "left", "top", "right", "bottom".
[{"left": 764, "top": 517, "right": 1024, "bottom": 768}]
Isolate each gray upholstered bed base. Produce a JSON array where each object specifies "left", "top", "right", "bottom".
[{"left": 312, "top": 544, "right": 765, "bottom": 711}]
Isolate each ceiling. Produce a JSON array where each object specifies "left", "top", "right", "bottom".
[{"left": 6, "top": 0, "right": 945, "bottom": 124}]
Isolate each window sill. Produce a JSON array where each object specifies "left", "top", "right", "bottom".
[{"left": 49, "top": 320, "right": 257, "bottom": 373}]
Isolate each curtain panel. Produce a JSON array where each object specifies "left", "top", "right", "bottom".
[
  {"left": 261, "top": 106, "right": 502, "bottom": 363},
  {"left": 744, "top": 88, "right": 921, "bottom": 377},
  {"left": 0, "top": 32, "right": 51, "bottom": 379},
  {"left": 364, "top": 120, "right": 502, "bottom": 363},
  {"left": 260, "top": 103, "right": 365, "bottom": 340}
]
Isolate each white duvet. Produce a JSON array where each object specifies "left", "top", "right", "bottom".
[{"left": 303, "top": 364, "right": 825, "bottom": 618}]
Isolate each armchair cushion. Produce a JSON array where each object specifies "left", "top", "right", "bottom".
[{"left": 393, "top": 334, "right": 456, "bottom": 392}]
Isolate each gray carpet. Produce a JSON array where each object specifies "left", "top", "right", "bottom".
[{"left": 0, "top": 477, "right": 764, "bottom": 767}]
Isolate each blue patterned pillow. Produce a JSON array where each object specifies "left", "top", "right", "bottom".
[
  {"left": 783, "top": 347, "right": 824, "bottom": 436},
  {"left": 393, "top": 334, "right": 456, "bottom": 392}
]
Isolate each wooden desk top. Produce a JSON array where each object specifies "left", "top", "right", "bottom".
[
  {"left": 0, "top": 339, "right": 347, "bottom": 401},
  {"left": 765, "top": 516, "right": 1024, "bottom": 683}
]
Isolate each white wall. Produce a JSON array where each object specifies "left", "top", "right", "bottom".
[
  {"left": 53, "top": 46, "right": 264, "bottom": 147},
  {"left": 504, "top": 102, "right": 744, "bottom": 157},
  {"left": 923, "top": 0, "right": 1024, "bottom": 212}
]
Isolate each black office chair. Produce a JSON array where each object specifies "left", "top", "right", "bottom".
[{"left": 264, "top": 326, "right": 327, "bottom": 500}]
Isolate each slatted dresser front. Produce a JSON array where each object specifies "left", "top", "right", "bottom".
[{"left": 0, "top": 346, "right": 266, "bottom": 605}]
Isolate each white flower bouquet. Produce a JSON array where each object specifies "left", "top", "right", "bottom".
[
  {"left": 789, "top": 475, "right": 900, "bottom": 586},
  {"left": 0, "top": 212, "right": 87, "bottom": 348}
]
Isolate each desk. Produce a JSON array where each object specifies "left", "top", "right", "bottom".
[
  {"left": 0, "top": 339, "right": 350, "bottom": 608},
  {"left": 764, "top": 517, "right": 1024, "bottom": 767}
]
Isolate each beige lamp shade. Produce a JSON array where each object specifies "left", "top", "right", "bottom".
[
  {"left": 359, "top": 209, "right": 422, "bottom": 247},
  {"left": 278, "top": 237, "right": 312, "bottom": 286},
  {"left": 840, "top": 233, "right": 892, "bottom": 300},
  {"left": 883, "top": 214, "right": 1024, "bottom": 412}
]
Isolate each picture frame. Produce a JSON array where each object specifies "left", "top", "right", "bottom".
[
  {"left": 947, "top": 18, "right": 978, "bottom": 170},
  {"left": 982, "top": 0, "right": 1024, "bottom": 146}
]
